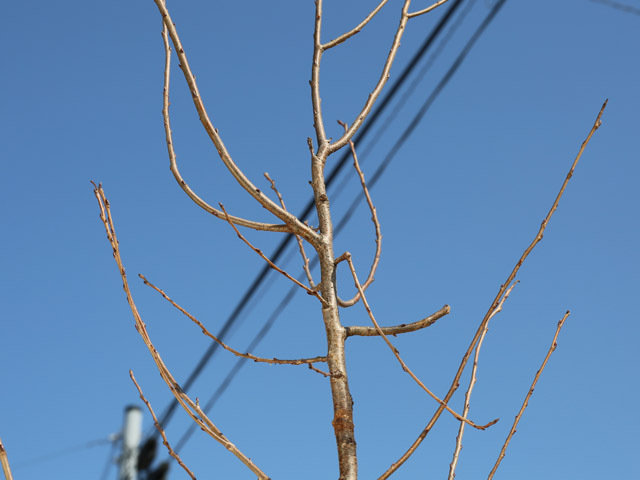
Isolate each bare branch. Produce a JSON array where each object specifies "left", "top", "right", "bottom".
[
  {"left": 311, "top": 0, "right": 329, "bottom": 148},
  {"left": 140, "top": 274, "right": 328, "bottom": 369},
  {"left": 378, "top": 100, "right": 607, "bottom": 480},
  {"left": 346, "top": 305, "right": 450, "bottom": 337},
  {"left": 158, "top": 20, "right": 292, "bottom": 234},
  {"left": 487, "top": 311, "right": 570, "bottom": 480},
  {"left": 448, "top": 282, "right": 518, "bottom": 480},
  {"left": 219, "top": 204, "right": 327, "bottom": 304},
  {"left": 153, "top": 0, "right": 317, "bottom": 242},
  {"left": 343, "top": 252, "right": 498, "bottom": 430},
  {"left": 130, "top": 371, "right": 197, "bottom": 480},
  {"left": 93, "top": 184, "right": 270, "bottom": 480},
  {"left": 328, "top": 0, "right": 412, "bottom": 154},
  {"left": 264, "top": 173, "right": 317, "bottom": 289},
  {"left": 323, "top": 0, "right": 391, "bottom": 49},
  {"left": 407, "top": 0, "right": 450, "bottom": 18},
  {"left": 336, "top": 121, "right": 382, "bottom": 307},
  {"left": 308, "top": 363, "right": 331, "bottom": 377},
  {"left": 0, "top": 437, "right": 14, "bottom": 480}
]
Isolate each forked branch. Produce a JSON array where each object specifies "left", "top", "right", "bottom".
[
  {"left": 153, "top": 0, "right": 317, "bottom": 242},
  {"left": 264, "top": 173, "right": 317, "bottom": 289},
  {"left": 448, "top": 282, "right": 518, "bottom": 480},
  {"left": 219, "top": 204, "right": 327, "bottom": 304},
  {"left": 487, "top": 311, "right": 570, "bottom": 479},
  {"left": 93, "top": 183, "right": 270, "bottom": 480},
  {"left": 130, "top": 371, "right": 197, "bottom": 480},
  {"left": 378, "top": 100, "right": 607, "bottom": 480},
  {"left": 159, "top": 16, "right": 291, "bottom": 234}
]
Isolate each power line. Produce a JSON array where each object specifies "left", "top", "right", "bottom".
[
  {"left": 151, "top": 0, "right": 466, "bottom": 435},
  {"left": 590, "top": 0, "right": 640, "bottom": 16},
  {"left": 169, "top": 0, "right": 508, "bottom": 453}
]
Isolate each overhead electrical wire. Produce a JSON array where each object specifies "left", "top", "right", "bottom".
[
  {"left": 150, "top": 0, "right": 467, "bottom": 436},
  {"left": 168, "top": 0, "right": 509, "bottom": 453}
]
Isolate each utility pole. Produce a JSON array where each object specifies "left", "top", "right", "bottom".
[{"left": 118, "top": 405, "right": 142, "bottom": 480}]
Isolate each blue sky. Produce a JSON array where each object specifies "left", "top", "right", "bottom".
[{"left": 1, "top": 1, "right": 638, "bottom": 479}]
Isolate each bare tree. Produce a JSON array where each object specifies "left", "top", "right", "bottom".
[{"left": 89, "top": 1, "right": 606, "bottom": 479}]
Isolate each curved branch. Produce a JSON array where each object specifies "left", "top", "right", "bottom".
[
  {"left": 153, "top": 0, "right": 317, "bottom": 242},
  {"left": 336, "top": 121, "right": 381, "bottom": 307},
  {"left": 140, "top": 274, "right": 327, "bottom": 369},
  {"left": 158, "top": 9, "right": 291, "bottom": 234},
  {"left": 346, "top": 305, "right": 450, "bottom": 337}
]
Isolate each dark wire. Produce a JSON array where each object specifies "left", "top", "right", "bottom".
[
  {"left": 99, "top": 437, "right": 119, "bottom": 480},
  {"left": 151, "top": 0, "right": 466, "bottom": 436},
  {"left": 170, "top": 0, "right": 508, "bottom": 452}
]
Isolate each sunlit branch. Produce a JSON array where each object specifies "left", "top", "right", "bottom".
[
  {"left": 487, "top": 311, "right": 570, "bottom": 480},
  {"left": 378, "top": 100, "right": 608, "bottom": 480},
  {"left": 0, "top": 437, "right": 14, "bottom": 480},
  {"left": 339, "top": 252, "right": 498, "bottom": 430},
  {"left": 140, "top": 274, "right": 328, "bottom": 371},
  {"left": 346, "top": 305, "right": 450, "bottom": 337},
  {"left": 219, "top": 204, "right": 327, "bottom": 304},
  {"left": 159, "top": 19, "right": 291, "bottom": 234},
  {"left": 264, "top": 173, "right": 317, "bottom": 289},
  {"left": 130, "top": 371, "right": 197, "bottom": 480},
  {"left": 323, "top": 0, "right": 390, "bottom": 49},
  {"left": 93, "top": 184, "right": 270, "bottom": 480},
  {"left": 377, "top": 100, "right": 607, "bottom": 480},
  {"left": 336, "top": 121, "right": 382, "bottom": 307},
  {"left": 153, "top": 0, "right": 317, "bottom": 242},
  {"left": 408, "top": 0, "right": 451, "bottom": 18},
  {"left": 448, "top": 282, "right": 517, "bottom": 480}
]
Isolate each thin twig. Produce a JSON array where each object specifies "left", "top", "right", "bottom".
[
  {"left": 0, "top": 437, "right": 14, "bottom": 480},
  {"left": 311, "top": 0, "right": 329, "bottom": 149},
  {"left": 345, "top": 305, "right": 450, "bottom": 337},
  {"left": 336, "top": 121, "right": 382, "bottom": 307},
  {"left": 378, "top": 100, "right": 607, "bottom": 480},
  {"left": 140, "top": 274, "right": 328, "bottom": 369},
  {"left": 153, "top": 0, "right": 317, "bottom": 242},
  {"left": 130, "top": 371, "right": 197, "bottom": 480},
  {"left": 308, "top": 363, "right": 332, "bottom": 377},
  {"left": 219, "top": 204, "right": 327, "bottom": 304},
  {"left": 264, "top": 173, "right": 317, "bottom": 289},
  {"left": 343, "top": 252, "right": 498, "bottom": 430},
  {"left": 448, "top": 282, "right": 518, "bottom": 480},
  {"left": 487, "top": 311, "right": 570, "bottom": 480},
  {"left": 93, "top": 183, "right": 270, "bottom": 480},
  {"left": 323, "top": 0, "right": 391, "bottom": 49},
  {"left": 408, "top": 0, "right": 451, "bottom": 18}
]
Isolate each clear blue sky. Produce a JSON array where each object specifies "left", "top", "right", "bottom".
[{"left": 2, "top": 1, "right": 638, "bottom": 479}]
